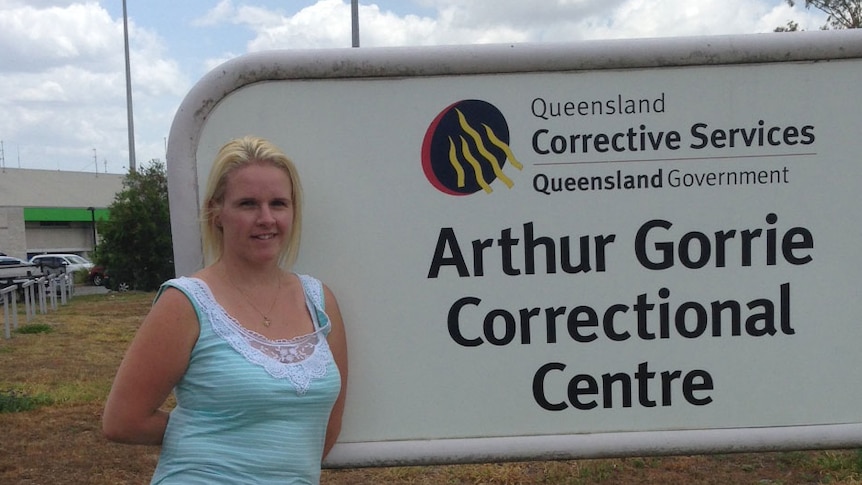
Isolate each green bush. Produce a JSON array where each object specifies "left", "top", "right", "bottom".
[
  {"left": 95, "top": 161, "right": 175, "bottom": 291},
  {"left": 74, "top": 268, "right": 89, "bottom": 285}
]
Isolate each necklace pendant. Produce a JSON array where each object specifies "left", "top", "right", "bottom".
[{"left": 263, "top": 317, "right": 271, "bottom": 327}]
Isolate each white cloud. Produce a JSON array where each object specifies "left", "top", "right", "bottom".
[
  {"left": 0, "top": 0, "right": 80, "bottom": 7},
  {"left": 425, "top": 0, "right": 624, "bottom": 31},
  {"left": 0, "top": 2, "right": 188, "bottom": 172},
  {"left": 243, "top": 0, "right": 353, "bottom": 50},
  {"left": 128, "top": 27, "right": 188, "bottom": 98},
  {"left": 192, "top": 0, "right": 236, "bottom": 27},
  {"left": 202, "top": 0, "right": 830, "bottom": 53},
  {"left": 0, "top": 3, "right": 122, "bottom": 72},
  {"left": 0, "top": 0, "right": 834, "bottom": 173}
]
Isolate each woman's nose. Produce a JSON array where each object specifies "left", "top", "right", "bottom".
[{"left": 257, "top": 205, "right": 276, "bottom": 223}]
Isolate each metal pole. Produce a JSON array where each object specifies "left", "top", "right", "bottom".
[
  {"left": 123, "top": 0, "right": 137, "bottom": 173},
  {"left": 87, "top": 207, "right": 97, "bottom": 250},
  {"left": 351, "top": 0, "right": 359, "bottom": 47}
]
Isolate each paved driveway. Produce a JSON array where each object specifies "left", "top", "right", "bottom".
[{"left": 74, "top": 285, "right": 110, "bottom": 296}]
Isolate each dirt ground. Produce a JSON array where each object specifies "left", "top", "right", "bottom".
[{"left": 1, "top": 402, "right": 860, "bottom": 484}]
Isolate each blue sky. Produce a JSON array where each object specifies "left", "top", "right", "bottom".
[{"left": 0, "top": 0, "right": 827, "bottom": 174}]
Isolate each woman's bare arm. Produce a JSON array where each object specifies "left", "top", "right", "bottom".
[
  {"left": 102, "top": 288, "right": 199, "bottom": 445},
  {"left": 322, "top": 284, "right": 348, "bottom": 459}
]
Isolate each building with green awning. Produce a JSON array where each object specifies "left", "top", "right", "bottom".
[{"left": 0, "top": 168, "right": 125, "bottom": 260}]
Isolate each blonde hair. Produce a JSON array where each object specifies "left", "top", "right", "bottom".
[{"left": 201, "top": 136, "right": 303, "bottom": 268}]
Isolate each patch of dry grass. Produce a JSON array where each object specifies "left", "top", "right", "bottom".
[
  {"left": 0, "top": 292, "right": 148, "bottom": 403},
  {"left": 1, "top": 290, "right": 861, "bottom": 484}
]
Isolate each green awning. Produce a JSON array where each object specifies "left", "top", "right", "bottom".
[{"left": 23, "top": 207, "right": 110, "bottom": 222}]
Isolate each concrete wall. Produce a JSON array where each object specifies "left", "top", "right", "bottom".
[
  {"left": 0, "top": 207, "right": 26, "bottom": 259},
  {"left": 25, "top": 222, "right": 94, "bottom": 259}
]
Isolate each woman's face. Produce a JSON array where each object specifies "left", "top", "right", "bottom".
[{"left": 214, "top": 161, "right": 294, "bottom": 265}]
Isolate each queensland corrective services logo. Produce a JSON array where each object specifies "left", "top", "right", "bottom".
[{"left": 422, "top": 99, "right": 522, "bottom": 196}]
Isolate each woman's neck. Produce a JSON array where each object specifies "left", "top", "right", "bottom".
[{"left": 216, "top": 258, "right": 284, "bottom": 288}]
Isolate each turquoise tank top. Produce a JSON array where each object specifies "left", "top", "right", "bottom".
[{"left": 150, "top": 275, "right": 341, "bottom": 485}]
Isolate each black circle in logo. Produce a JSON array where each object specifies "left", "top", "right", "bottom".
[{"left": 422, "top": 99, "right": 516, "bottom": 195}]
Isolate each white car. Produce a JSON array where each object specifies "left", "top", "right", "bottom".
[{"left": 29, "top": 254, "right": 94, "bottom": 274}]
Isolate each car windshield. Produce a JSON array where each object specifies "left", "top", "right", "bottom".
[{"left": 67, "top": 255, "right": 90, "bottom": 264}]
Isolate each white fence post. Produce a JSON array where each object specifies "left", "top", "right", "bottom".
[
  {"left": 1, "top": 285, "right": 17, "bottom": 339},
  {"left": 21, "top": 279, "right": 35, "bottom": 322},
  {"left": 37, "top": 277, "right": 47, "bottom": 315}
]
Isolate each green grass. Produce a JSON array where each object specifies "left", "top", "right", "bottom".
[
  {"left": 0, "top": 388, "right": 54, "bottom": 413},
  {"left": 16, "top": 323, "right": 54, "bottom": 334},
  {"left": 815, "top": 450, "right": 862, "bottom": 482}
]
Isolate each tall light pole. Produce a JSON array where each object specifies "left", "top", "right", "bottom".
[
  {"left": 122, "top": 0, "right": 137, "bottom": 173},
  {"left": 351, "top": 0, "right": 359, "bottom": 47}
]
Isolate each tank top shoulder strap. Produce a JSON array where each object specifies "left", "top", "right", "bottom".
[
  {"left": 155, "top": 277, "right": 210, "bottom": 328},
  {"left": 297, "top": 274, "right": 329, "bottom": 331}
]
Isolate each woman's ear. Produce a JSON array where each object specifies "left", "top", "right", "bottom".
[{"left": 209, "top": 202, "right": 223, "bottom": 229}]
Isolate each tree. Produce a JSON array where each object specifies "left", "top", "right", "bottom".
[
  {"left": 774, "top": 19, "right": 801, "bottom": 31},
  {"left": 95, "top": 160, "right": 175, "bottom": 291},
  {"left": 778, "top": 0, "right": 862, "bottom": 30}
]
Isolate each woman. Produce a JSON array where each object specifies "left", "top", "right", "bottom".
[{"left": 103, "top": 136, "right": 348, "bottom": 484}]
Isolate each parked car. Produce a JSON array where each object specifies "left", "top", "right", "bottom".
[
  {"left": 88, "top": 265, "right": 108, "bottom": 286},
  {"left": 0, "top": 256, "right": 33, "bottom": 266},
  {"left": 29, "top": 254, "right": 94, "bottom": 274},
  {"left": 0, "top": 257, "right": 39, "bottom": 285},
  {"left": 88, "top": 265, "right": 132, "bottom": 291}
]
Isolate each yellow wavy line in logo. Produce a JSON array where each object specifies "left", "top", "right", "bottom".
[
  {"left": 447, "top": 136, "right": 466, "bottom": 188},
  {"left": 459, "top": 136, "right": 493, "bottom": 193},
  {"left": 482, "top": 123, "right": 523, "bottom": 171},
  {"left": 455, "top": 109, "right": 513, "bottom": 188}
]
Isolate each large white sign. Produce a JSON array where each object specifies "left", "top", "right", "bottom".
[{"left": 167, "top": 30, "right": 862, "bottom": 466}]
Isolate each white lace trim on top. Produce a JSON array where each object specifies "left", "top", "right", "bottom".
[{"left": 177, "top": 276, "right": 333, "bottom": 396}]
